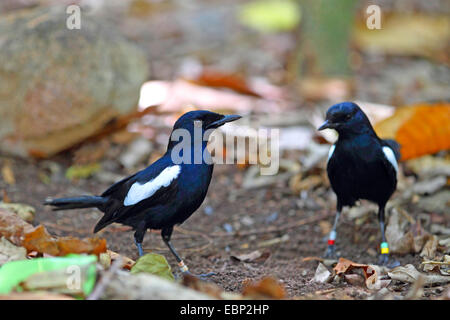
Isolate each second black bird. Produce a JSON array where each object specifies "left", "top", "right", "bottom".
[
  {"left": 318, "top": 102, "right": 400, "bottom": 266},
  {"left": 44, "top": 110, "right": 241, "bottom": 276}
]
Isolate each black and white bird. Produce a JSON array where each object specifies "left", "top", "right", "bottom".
[
  {"left": 44, "top": 110, "right": 241, "bottom": 276},
  {"left": 318, "top": 102, "right": 400, "bottom": 266}
]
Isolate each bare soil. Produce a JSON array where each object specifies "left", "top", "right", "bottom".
[{"left": 2, "top": 153, "right": 445, "bottom": 299}]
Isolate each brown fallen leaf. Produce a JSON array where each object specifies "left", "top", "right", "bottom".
[
  {"left": 386, "top": 208, "right": 437, "bottom": 255},
  {"left": 420, "top": 235, "right": 438, "bottom": 259},
  {"left": 242, "top": 277, "right": 286, "bottom": 299},
  {"left": 333, "top": 257, "right": 390, "bottom": 290},
  {"left": 230, "top": 249, "right": 270, "bottom": 263},
  {"left": 182, "top": 274, "right": 225, "bottom": 299},
  {"left": 187, "top": 69, "right": 261, "bottom": 98},
  {"left": 22, "top": 225, "right": 107, "bottom": 256}
]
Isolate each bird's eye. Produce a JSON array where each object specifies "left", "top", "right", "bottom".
[{"left": 345, "top": 114, "right": 352, "bottom": 120}]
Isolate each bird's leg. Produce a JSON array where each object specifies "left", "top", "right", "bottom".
[
  {"left": 161, "top": 227, "right": 215, "bottom": 279},
  {"left": 134, "top": 223, "right": 147, "bottom": 257},
  {"left": 378, "top": 206, "right": 390, "bottom": 265},
  {"left": 377, "top": 206, "right": 399, "bottom": 267},
  {"left": 324, "top": 208, "right": 341, "bottom": 259}
]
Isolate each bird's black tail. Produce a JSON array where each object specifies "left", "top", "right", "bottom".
[{"left": 43, "top": 196, "right": 107, "bottom": 211}]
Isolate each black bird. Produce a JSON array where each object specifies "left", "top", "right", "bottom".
[
  {"left": 318, "top": 102, "right": 400, "bottom": 266},
  {"left": 44, "top": 110, "right": 242, "bottom": 276}
]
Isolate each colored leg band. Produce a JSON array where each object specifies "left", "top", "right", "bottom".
[
  {"left": 380, "top": 242, "right": 389, "bottom": 254},
  {"left": 178, "top": 260, "right": 189, "bottom": 273},
  {"left": 328, "top": 239, "right": 335, "bottom": 245}
]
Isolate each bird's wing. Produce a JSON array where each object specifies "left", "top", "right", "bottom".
[
  {"left": 123, "top": 164, "right": 181, "bottom": 206},
  {"left": 382, "top": 139, "right": 401, "bottom": 161},
  {"left": 380, "top": 139, "right": 401, "bottom": 175},
  {"left": 95, "top": 160, "right": 181, "bottom": 232}
]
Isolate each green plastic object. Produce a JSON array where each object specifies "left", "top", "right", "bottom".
[{"left": 0, "top": 254, "right": 97, "bottom": 295}]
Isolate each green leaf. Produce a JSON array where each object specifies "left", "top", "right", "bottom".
[
  {"left": 130, "top": 253, "right": 174, "bottom": 281},
  {"left": 238, "top": 0, "right": 301, "bottom": 33}
]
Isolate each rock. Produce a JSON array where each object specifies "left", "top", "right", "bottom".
[{"left": 0, "top": 6, "right": 148, "bottom": 158}]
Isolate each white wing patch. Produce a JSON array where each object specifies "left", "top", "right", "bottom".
[
  {"left": 327, "top": 144, "right": 336, "bottom": 162},
  {"left": 123, "top": 165, "right": 181, "bottom": 206},
  {"left": 382, "top": 146, "right": 398, "bottom": 174}
]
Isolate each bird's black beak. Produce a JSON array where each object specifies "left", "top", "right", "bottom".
[
  {"left": 318, "top": 119, "right": 334, "bottom": 131},
  {"left": 207, "top": 114, "right": 242, "bottom": 129}
]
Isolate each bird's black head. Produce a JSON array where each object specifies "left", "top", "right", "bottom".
[
  {"left": 172, "top": 110, "right": 242, "bottom": 132},
  {"left": 318, "top": 102, "right": 374, "bottom": 137},
  {"left": 168, "top": 110, "right": 241, "bottom": 151}
]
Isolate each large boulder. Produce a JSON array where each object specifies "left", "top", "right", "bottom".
[{"left": 0, "top": 5, "right": 149, "bottom": 158}]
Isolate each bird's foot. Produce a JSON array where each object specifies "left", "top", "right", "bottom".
[
  {"left": 323, "top": 245, "right": 338, "bottom": 260},
  {"left": 377, "top": 254, "right": 400, "bottom": 268}
]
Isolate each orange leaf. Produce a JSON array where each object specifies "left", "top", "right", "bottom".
[
  {"left": 374, "top": 102, "right": 450, "bottom": 160},
  {"left": 333, "top": 257, "right": 375, "bottom": 280},
  {"left": 22, "top": 225, "right": 59, "bottom": 255},
  {"left": 189, "top": 69, "right": 260, "bottom": 97},
  {"left": 23, "top": 225, "right": 107, "bottom": 256},
  {"left": 242, "top": 277, "right": 286, "bottom": 299}
]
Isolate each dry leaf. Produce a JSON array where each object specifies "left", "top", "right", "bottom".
[
  {"left": 420, "top": 235, "right": 438, "bottom": 259},
  {"left": 230, "top": 249, "right": 270, "bottom": 263},
  {"left": 242, "top": 277, "right": 286, "bottom": 299},
  {"left": 374, "top": 103, "right": 450, "bottom": 160},
  {"left": 22, "top": 225, "right": 107, "bottom": 256},
  {"left": 385, "top": 208, "right": 433, "bottom": 255},
  {"left": 0, "top": 237, "right": 27, "bottom": 265},
  {"left": 388, "top": 264, "right": 450, "bottom": 286},
  {"left": 188, "top": 69, "right": 260, "bottom": 97},
  {"left": 0, "top": 208, "right": 34, "bottom": 246},
  {"left": 0, "top": 202, "right": 35, "bottom": 222},
  {"left": 312, "top": 263, "right": 331, "bottom": 283},
  {"left": 333, "top": 257, "right": 390, "bottom": 290}
]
